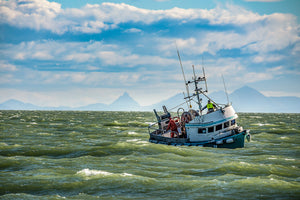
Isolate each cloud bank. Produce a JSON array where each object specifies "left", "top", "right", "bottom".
[{"left": 0, "top": 0, "right": 299, "bottom": 106}]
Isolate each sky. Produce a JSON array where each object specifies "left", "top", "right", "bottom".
[{"left": 0, "top": 0, "right": 299, "bottom": 107}]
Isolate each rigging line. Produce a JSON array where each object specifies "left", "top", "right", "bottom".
[
  {"left": 169, "top": 96, "right": 196, "bottom": 111},
  {"left": 191, "top": 99, "right": 200, "bottom": 105},
  {"left": 169, "top": 101, "right": 190, "bottom": 111}
]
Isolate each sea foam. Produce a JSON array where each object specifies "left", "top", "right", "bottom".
[
  {"left": 76, "top": 169, "right": 113, "bottom": 176},
  {"left": 76, "top": 169, "right": 134, "bottom": 177}
]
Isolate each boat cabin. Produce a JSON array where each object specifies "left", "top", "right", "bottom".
[{"left": 185, "top": 105, "right": 239, "bottom": 142}]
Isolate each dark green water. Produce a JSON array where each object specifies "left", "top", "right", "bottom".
[{"left": 0, "top": 111, "right": 299, "bottom": 199}]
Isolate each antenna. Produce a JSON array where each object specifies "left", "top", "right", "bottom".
[
  {"left": 175, "top": 42, "right": 191, "bottom": 107},
  {"left": 222, "top": 74, "right": 230, "bottom": 105}
]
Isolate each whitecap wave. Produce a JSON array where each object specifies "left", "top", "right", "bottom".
[
  {"left": 76, "top": 169, "right": 113, "bottom": 176},
  {"left": 121, "top": 173, "right": 133, "bottom": 176},
  {"left": 76, "top": 169, "right": 134, "bottom": 177},
  {"left": 284, "top": 158, "right": 295, "bottom": 161},
  {"left": 126, "top": 139, "right": 140, "bottom": 142},
  {"left": 280, "top": 136, "right": 288, "bottom": 139},
  {"left": 37, "top": 132, "right": 53, "bottom": 136},
  {"left": 145, "top": 122, "right": 155, "bottom": 125}
]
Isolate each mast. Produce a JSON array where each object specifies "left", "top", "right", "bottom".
[
  {"left": 185, "top": 65, "right": 222, "bottom": 112},
  {"left": 192, "top": 65, "right": 202, "bottom": 111},
  {"left": 175, "top": 46, "right": 218, "bottom": 112}
]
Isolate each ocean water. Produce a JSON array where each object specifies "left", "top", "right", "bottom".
[{"left": 0, "top": 111, "right": 299, "bottom": 200}]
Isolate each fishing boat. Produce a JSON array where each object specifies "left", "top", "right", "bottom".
[{"left": 148, "top": 51, "right": 250, "bottom": 148}]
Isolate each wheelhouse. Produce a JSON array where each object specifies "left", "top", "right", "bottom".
[{"left": 197, "top": 119, "right": 237, "bottom": 135}]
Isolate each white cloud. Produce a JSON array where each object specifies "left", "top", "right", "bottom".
[
  {"left": 0, "top": 1, "right": 292, "bottom": 34},
  {"left": 2, "top": 40, "right": 179, "bottom": 69},
  {"left": 161, "top": 13, "right": 299, "bottom": 56},
  {"left": 1, "top": 1, "right": 299, "bottom": 56},
  {"left": 124, "top": 28, "right": 143, "bottom": 33},
  {"left": 233, "top": 65, "right": 286, "bottom": 84},
  {"left": 253, "top": 54, "right": 285, "bottom": 63},
  {"left": 0, "top": 0, "right": 62, "bottom": 32},
  {"left": 64, "top": 53, "right": 93, "bottom": 63},
  {"left": 0, "top": 61, "right": 17, "bottom": 72},
  {"left": 236, "top": 71, "right": 273, "bottom": 83},
  {"left": 199, "top": 4, "right": 265, "bottom": 25},
  {"left": 2, "top": 64, "right": 145, "bottom": 88},
  {"left": 32, "top": 51, "right": 54, "bottom": 60},
  {"left": 97, "top": 50, "right": 177, "bottom": 67},
  {"left": 158, "top": 13, "right": 299, "bottom": 62},
  {"left": 0, "top": 74, "right": 21, "bottom": 84},
  {"left": 261, "top": 90, "right": 300, "bottom": 98},
  {"left": 244, "top": 13, "right": 299, "bottom": 53}
]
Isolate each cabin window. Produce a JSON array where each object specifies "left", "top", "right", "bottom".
[
  {"left": 208, "top": 126, "right": 214, "bottom": 133},
  {"left": 224, "top": 121, "right": 229, "bottom": 128},
  {"left": 198, "top": 128, "right": 206, "bottom": 134},
  {"left": 216, "top": 124, "right": 222, "bottom": 131},
  {"left": 231, "top": 119, "right": 236, "bottom": 126}
]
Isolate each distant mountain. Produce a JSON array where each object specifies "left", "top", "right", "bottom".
[
  {"left": 109, "top": 92, "right": 140, "bottom": 111},
  {"left": 67, "top": 92, "right": 141, "bottom": 111},
  {"left": 228, "top": 86, "right": 300, "bottom": 113},
  {"left": 230, "top": 86, "right": 271, "bottom": 112},
  {"left": 0, "top": 99, "right": 72, "bottom": 110},
  {"left": 0, "top": 99, "right": 41, "bottom": 110},
  {"left": 1, "top": 87, "right": 300, "bottom": 113}
]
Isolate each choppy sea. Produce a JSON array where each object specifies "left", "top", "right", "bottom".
[{"left": 0, "top": 111, "right": 299, "bottom": 199}]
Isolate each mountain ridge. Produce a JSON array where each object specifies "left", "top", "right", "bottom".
[{"left": 1, "top": 87, "right": 300, "bottom": 113}]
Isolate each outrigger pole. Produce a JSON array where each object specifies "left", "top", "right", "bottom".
[
  {"left": 202, "top": 56, "right": 208, "bottom": 93},
  {"left": 176, "top": 43, "right": 191, "bottom": 108},
  {"left": 202, "top": 67, "right": 208, "bottom": 93}
]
